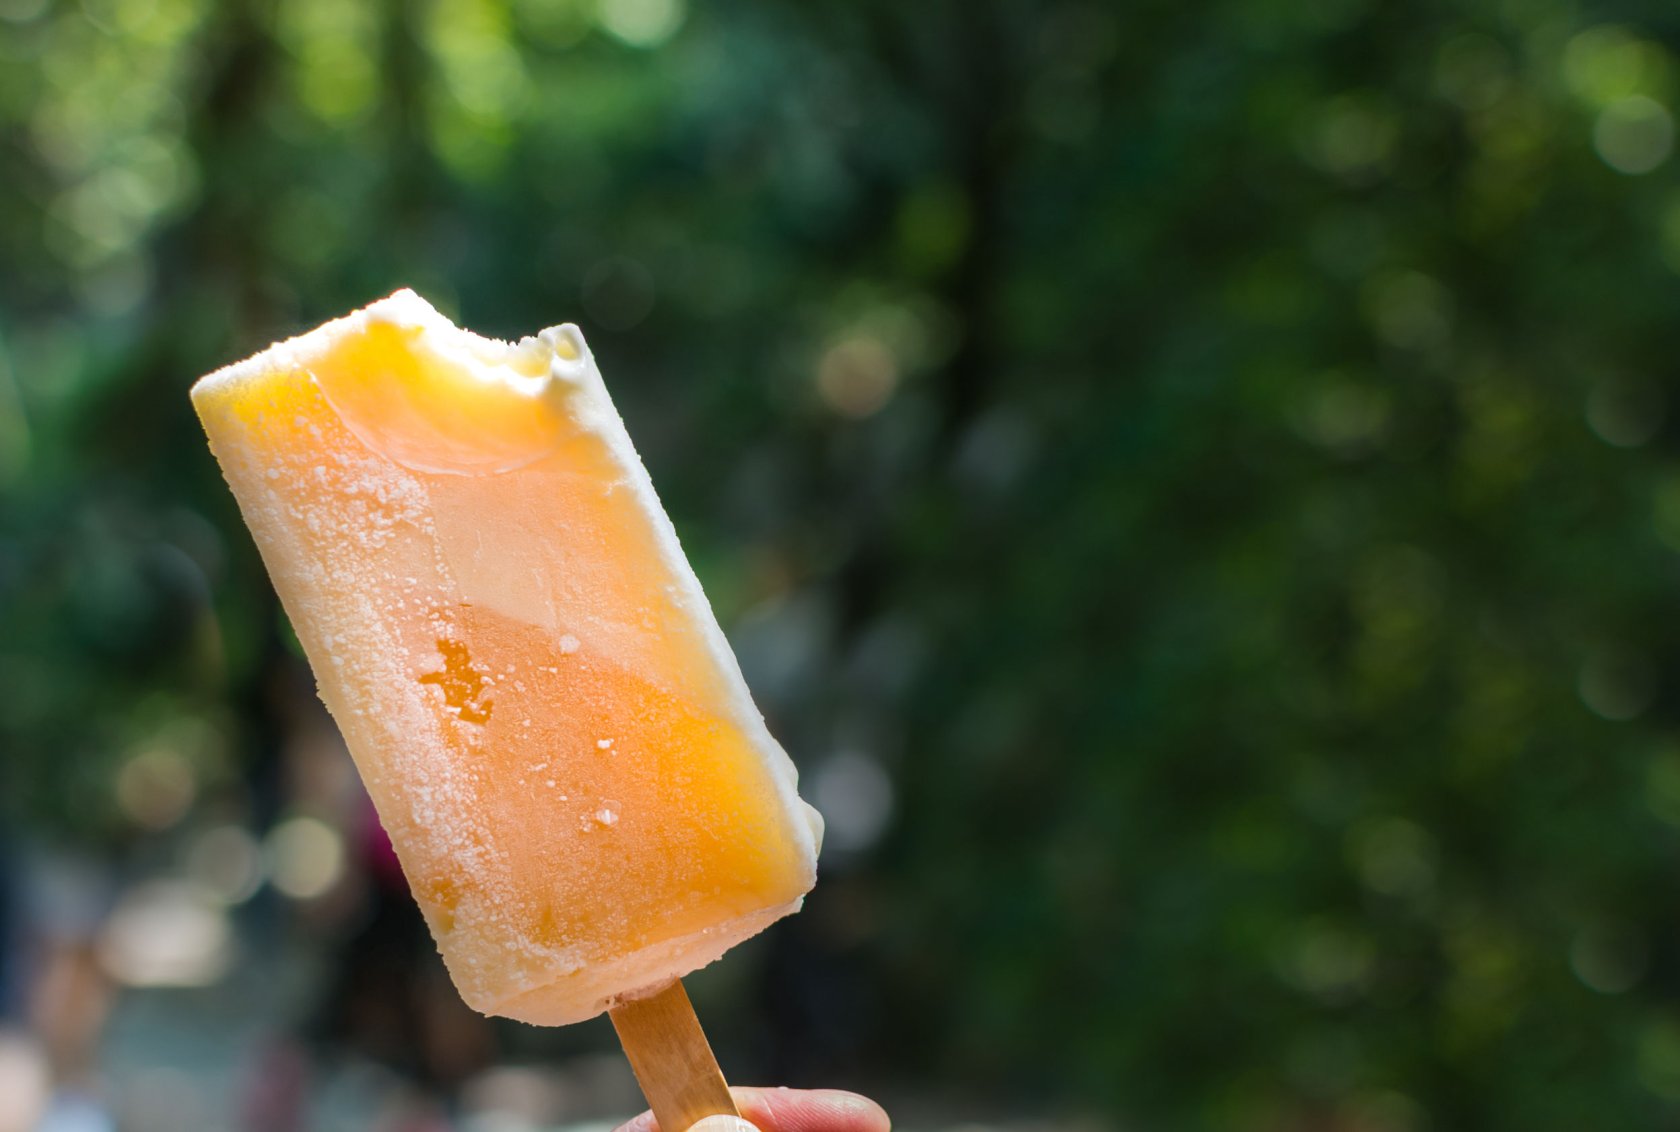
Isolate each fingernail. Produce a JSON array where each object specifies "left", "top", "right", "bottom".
[{"left": 688, "top": 1117, "right": 759, "bottom": 1132}]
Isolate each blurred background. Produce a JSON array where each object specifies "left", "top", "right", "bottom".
[{"left": 2, "top": 0, "right": 1679, "bottom": 1128}]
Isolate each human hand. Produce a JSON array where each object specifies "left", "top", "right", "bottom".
[{"left": 612, "top": 1087, "right": 891, "bottom": 1132}]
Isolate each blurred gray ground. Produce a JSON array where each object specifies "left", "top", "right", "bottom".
[
  {"left": 91, "top": 924, "right": 646, "bottom": 1131},
  {"left": 27, "top": 895, "right": 1088, "bottom": 1132}
]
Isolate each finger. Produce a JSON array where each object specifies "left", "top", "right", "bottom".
[
  {"left": 614, "top": 1108, "right": 660, "bottom": 1132},
  {"left": 688, "top": 1118, "right": 760, "bottom": 1132},
  {"left": 611, "top": 1087, "right": 890, "bottom": 1132},
  {"left": 734, "top": 1087, "right": 890, "bottom": 1132}
]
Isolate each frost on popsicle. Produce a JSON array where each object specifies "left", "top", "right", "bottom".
[{"left": 191, "top": 290, "right": 823, "bottom": 1025}]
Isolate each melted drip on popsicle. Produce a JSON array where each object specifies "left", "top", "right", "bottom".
[{"left": 419, "top": 637, "right": 494, "bottom": 724}]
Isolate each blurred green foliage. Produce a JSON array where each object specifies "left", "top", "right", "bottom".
[{"left": 5, "top": 0, "right": 1680, "bottom": 1127}]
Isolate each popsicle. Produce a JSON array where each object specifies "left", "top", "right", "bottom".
[{"left": 191, "top": 289, "right": 822, "bottom": 1125}]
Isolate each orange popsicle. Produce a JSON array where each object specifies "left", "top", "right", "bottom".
[{"left": 192, "top": 290, "right": 822, "bottom": 1026}]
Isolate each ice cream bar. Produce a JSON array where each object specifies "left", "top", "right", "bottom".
[{"left": 191, "top": 290, "right": 822, "bottom": 1028}]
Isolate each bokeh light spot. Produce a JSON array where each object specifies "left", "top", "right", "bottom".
[
  {"left": 1347, "top": 817, "right": 1436, "bottom": 899},
  {"left": 278, "top": 0, "right": 382, "bottom": 124},
  {"left": 1651, "top": 477, "right": 1680, "bottom": 553},
  {"left": 1362, "top": 270, "right": 1451, "bottom": 349},
  {"left": 265, "top": 815, "right": 345, "bottom": 900},
  {"left": 0, "top": 1031, "right": 50, "bottom": 1132},
  {"left": 1570, "top": 923, "right": 1648, "bottom": 994},
  {"left": 1276, "top": 919, "right": 1375, "bottom": 1003},
  {"left": 98, "top": 881, "right": 233, "bottom": 988},
  {"left": 595, "top": 0, "right": 684, "bottom": 49},
  {"left": 1660, "top": 197, "right": 1680, "bottom": 274},
  {"left": 1301, "top": 93, "right": 1398, "bottom": 182},
  {"left": 1639, "top": 1021, "right": 1680, "bottom": 1100},
  {"left": 1292, "top": 378, "right": 1390, "bottom": 456},
  {"left": 1644, "top": 749, "right": 1680, "bottom": 827},
  {"left": 1594, "top": 96, "right": 1673, "bottom": 174},
  {"left": 1585, "top": 376, "right": 1664, "bottom": 447},
  {"left": 816, "top": 335, "right": 898, "bottom": 419},
  {"left": 1578, "top": 650, "right": 1655, "bottom": 721},
  {"left": 186, "top": 824, "right": 263, "bottom": 905},
  {"left": 427, "top": 0, "right": 529, "bottom": 117},
  {"left": 115, "top": 746, "right": 197, "bottom": 830},
  {"left": 811, "top": 750, "right": 894, "bottom": 855},
  {"left": 1563, "top": 26, "right": 1662, "bottom": 108},
  {"left": 1646, "top": 1021, "right": 1680, "bottom": 1095}
]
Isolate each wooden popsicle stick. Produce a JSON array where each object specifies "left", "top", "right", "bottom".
[{"left": 610, "top": 978, "right": 740, "bottom": 1132}]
